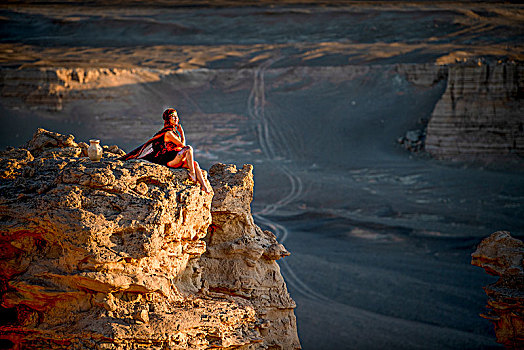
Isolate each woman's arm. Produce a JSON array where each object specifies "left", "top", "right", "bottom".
[
  {"left": 176, "top": 124, "right": 185, "bottom": 144},
  {"left": 164, "top": 130, "right": 185, "bottom": 147}
]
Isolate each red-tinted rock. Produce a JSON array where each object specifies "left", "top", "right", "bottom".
[{"left": 472, "top": 231, "right": 524, "bottom": 348}]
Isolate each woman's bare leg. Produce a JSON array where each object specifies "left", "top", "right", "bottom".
[
  {"left": 167, "top": 147, "right": 196, "bottom": 181},
  {"left": 167, "top": 147, "right": 210, "bottom": 193},
  {"left": 183, "top": 146, "right": 197, "bottom": 181},
  {"left": 193, "top": 161, "right": 211, "bottom": 193}
]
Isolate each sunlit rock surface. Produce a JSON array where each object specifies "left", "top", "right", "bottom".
[
  {"left": 0, "top": 129, "right": 299, "bottom": 349},
  {"left": 202, "top": 163, "right": 299, "bottom": 349},
  {"left": 472, "top": 231, "right": 524, "bottom": 348}
]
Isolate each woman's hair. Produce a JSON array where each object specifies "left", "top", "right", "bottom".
[
  {"left": 161, "top": 108, "right": 180, "bottom": 137},
  {"left": 162, "top": 108, "right": 177, "bottom": 122}
]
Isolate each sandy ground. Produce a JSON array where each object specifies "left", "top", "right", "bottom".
[
  {"left": 1, "top": 1, "right": 523, "bottom": 69},
  {"left": 1, "top": 2, "right": 523, "bottom": 349}
]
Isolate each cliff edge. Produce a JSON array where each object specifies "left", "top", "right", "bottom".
[{"left": 0, "top": 129, "right": 300, "bottom": 349}]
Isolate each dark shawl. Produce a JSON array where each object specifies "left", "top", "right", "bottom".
[{"left": 119, "top": 125, "right": 183, "bottom": 163}]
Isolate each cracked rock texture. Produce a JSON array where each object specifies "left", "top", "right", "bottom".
[
  {"left": 0, "top": 129, "right": 300, "bottom": 349},
  {"left": 471, "top": 231, "right": 524, "bottom": 348}
]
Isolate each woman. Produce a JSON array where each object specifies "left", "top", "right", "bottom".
[{"left": 120, "top": 108, "right": 211, "bottom": 193}]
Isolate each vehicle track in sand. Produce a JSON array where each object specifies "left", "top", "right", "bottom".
[{"left": 246, "top": 59, "right": 331, "bottom": 303}]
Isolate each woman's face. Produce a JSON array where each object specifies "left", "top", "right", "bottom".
[{"left": 171, "top": 112, "right": 179, "bottom": 125}]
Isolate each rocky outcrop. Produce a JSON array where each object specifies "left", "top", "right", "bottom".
[
  {"left": 425, "top": 63, "right": 524, "bottom": 161},
  {"left": 202, "top": 163, "right": 299, "bottom": 349},
  {"left": 0, "top": 129, "right": 299, "bottom": 349},
  {"left": 471, "top": 231, "right": 524, "bottom": 348},
  {"left": 0, "top": 67, "right": 166, "bottom": 111}
]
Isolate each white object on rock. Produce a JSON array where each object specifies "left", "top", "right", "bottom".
[{"left": 87, "top": 139, "right": 103, "bottom": 161}]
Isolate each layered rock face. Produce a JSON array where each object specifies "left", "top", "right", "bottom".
[
  {"left": 472, "top": 231, "right": 524, "bottom": 348},
  {"left": 425, "top": 63, "right": 524, "bottom": 161},
  {"left": 0, "top": 129, "right": 299, "bottom": 349},
  {"left": 0, "top": 67, "right": 165, "bottom": 111}
]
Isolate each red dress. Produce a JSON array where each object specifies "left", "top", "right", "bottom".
[{"left": 120, "top": 126, "right": 188, "bottom": 167}]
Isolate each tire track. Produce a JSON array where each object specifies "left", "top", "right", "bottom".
[
  {"left": 247, "top": 59, "right": 331, "bottom": 303},
  {"left": 247, "top": 60, "right": 304, "bottom": 220}
]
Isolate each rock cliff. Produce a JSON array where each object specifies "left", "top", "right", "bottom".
[
  {"left": 398, "top": 62, "right": 524, "bottom": 162},
  {"left": 471, "top": 231, "right": 524, "bottom": 348},
  {"left": 0, "top": 129, "right": 300, "bottom": 349},
  {"left": 425, "top": 63, "right": 524, "bottom": 161},
  {"left": 202, "top": 164, "right": 298, "bottom": 348}
]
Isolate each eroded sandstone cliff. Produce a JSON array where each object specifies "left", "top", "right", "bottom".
[
  {"left": 425, "top": 63, "right": 524, "bottom": 161},
  {"left": 472, "top": 231, "right": 524, "bottom": 348},
  {"left": 0, "top": 129, "right": 300, "bottom": 349},
  {"left": 202, "top": 164, "right": 298, "bottom": 348},
  {"left": 0, "top": 67, "right": 167, "bottom": 111}
]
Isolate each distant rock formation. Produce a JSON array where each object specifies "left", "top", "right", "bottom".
[
  {"left": 425, "top": 63, "right": 524, "bottom": 161},
  {"left": 397, "top": 63, "right": 448, "bottom": 88},
  {"left": 398, "top": 62, "right": 524, "bottom": 162},
  {"left": 0, "top": 67, "right": 166, "bottom": 111},
  {"left": 3, "top": 62, "right": 523, "bottom": 163},
  {"left": 471, "top": 231, "right": 524, "bottom": 348},
  {"left": 0, "top": 129, "right": 300, "bottom": 349}
]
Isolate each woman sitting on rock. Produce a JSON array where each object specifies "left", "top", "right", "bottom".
[{"left": 120, "top": 108, "right": 211, "bottom": 193}]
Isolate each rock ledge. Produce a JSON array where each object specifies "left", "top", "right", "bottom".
[{"left": 0, "top": 129, "right": 300, "bottom": 349}]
